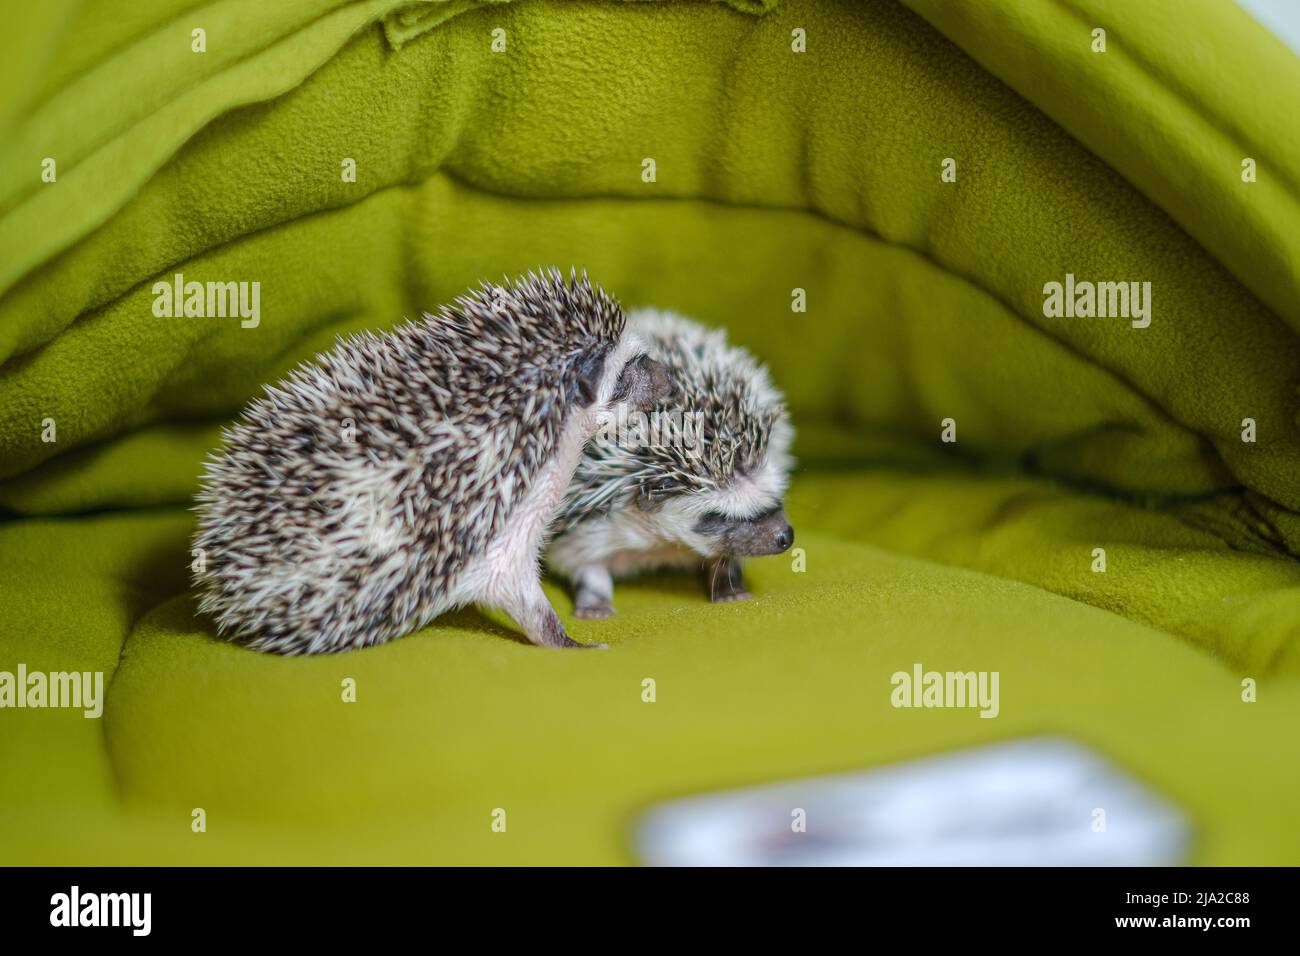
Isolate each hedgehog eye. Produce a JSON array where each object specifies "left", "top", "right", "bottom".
[{"left": 694, "top": 510, "right": 732, "bottom": 535}]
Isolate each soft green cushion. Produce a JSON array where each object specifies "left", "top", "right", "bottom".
[
  {"left": 3, "top": 489, "right": 1299, "bottom": 865},
  {"left": 2, "top": 0, "right": 1298, "bottom": 863}
]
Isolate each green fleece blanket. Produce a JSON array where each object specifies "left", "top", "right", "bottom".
[{"left": 2, "top": 0, "right": 1299, "bottom": 864}]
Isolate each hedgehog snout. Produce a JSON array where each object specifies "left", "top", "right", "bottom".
[
  {"left": 697, "top": 506, "right": 794, "bottom": 557},
  {"left": 775, "top": 524, "right": 795, "bottom": 552},
  {"left": 739, "top": 508, "right": 794, "bottom": 557}
]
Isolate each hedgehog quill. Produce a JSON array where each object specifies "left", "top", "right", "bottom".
[
  {"left": 193, "top": 269, "right": 670, "bottom": 654},
  {"left": 547, "top": 309, "right": 794, "bottom": 617}
]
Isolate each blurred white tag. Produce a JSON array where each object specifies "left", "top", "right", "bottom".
[{"left": 636, "top": 737, "right": 1189, "bottom": 866}]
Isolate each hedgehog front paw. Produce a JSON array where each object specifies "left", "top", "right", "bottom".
[{"left": 705, "top": 556, "right": 751, "bottom": 603}]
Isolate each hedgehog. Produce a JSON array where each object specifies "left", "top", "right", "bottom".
[
  {"left": 546, "top": 309, "right": 794, "bottom": 618},
  {"left": 192, "top": 269, "right": 670, "bottom": 654}
]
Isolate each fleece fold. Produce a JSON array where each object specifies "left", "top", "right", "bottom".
[{"left": 902, "top": 0, "right": 1300, "bottom": 337}]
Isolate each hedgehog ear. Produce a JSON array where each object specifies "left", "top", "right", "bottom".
[{"left": 635, "top": 489, "right": 660, "bottom": 512}]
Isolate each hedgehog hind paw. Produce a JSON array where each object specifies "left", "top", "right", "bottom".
[{"left": 512, "top": 598, "right": 607, "bottom": 649}]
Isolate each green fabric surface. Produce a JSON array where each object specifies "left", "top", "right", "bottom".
[
  {"left": 902, "top": 0, "right": 1300, "bottom": 337},
  {"left": 2, "top": 0, "right": 1299, "bottom": 863},
  {"left": 3, "top": 490, "right": 1299, "bottom": 865}
]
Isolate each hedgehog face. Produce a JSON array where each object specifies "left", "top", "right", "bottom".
[
  {"left": 549, "top": 308, "right": 796, "bottom": 565},
  {"left": 642, "top": 456, "right": 794, "bottom": 558}
]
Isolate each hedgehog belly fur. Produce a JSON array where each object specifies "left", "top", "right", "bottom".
[
  {"left": 453, "top": 408, "right": 599, "bottom": 612},
  {"left": 446, "top": 331, "right": 648, "bottom": 643}
]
